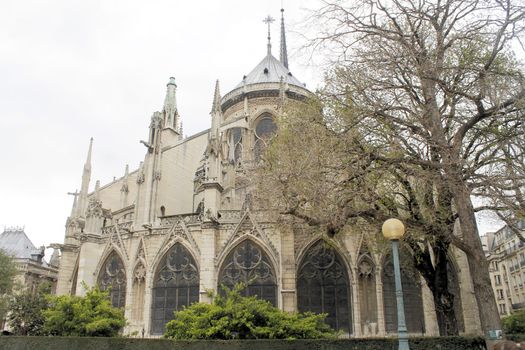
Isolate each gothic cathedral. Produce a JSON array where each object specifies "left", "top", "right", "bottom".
[{"left": 55, "top": 10, "right": 482, "bottom": 337}]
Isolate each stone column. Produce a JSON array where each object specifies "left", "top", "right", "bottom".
[
  {"left": 351, "top": 276, "right": 361, "bottom": 337},
  {"left": 199, "top": 223, "right": 217, "bottom": 303},
  {"left": 280, "top": 228, "right": 296, "bottom": 312},
  {"left": 376, "top": 266, "right": 386, "bottom": 336},
  {"left": 75, "top": 241, "right": 102, "bottom": 295},
  {"left": 421, "top": 279, "right": 439, "bottom": 336}
]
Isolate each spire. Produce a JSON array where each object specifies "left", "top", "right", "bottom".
[
  {"left": 280, "top": 8, "right": 289, "bottom": 69},
  {"left": 163, "top": 77, "right": 179, "bottom": 130},
  {"left": 78, "top": 138, "right": 93, "bottom": 217},
  {"left": 263, "top": 15, "right": 275, "bottom": 55},
  {"left": 210, "top": 80, "right": 221, "bottom": 140},
  {"left": 84, "top": 137, "right": 93, "bottom": 172}
]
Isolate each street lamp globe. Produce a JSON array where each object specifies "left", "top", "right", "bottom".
[{"left": 382, "top": 218, "right": 405, "bottom": 241}]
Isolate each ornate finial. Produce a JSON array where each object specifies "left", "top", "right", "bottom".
[
  {"left": 263, "top": 15, "right": 275, "bottom": 55},
  {"left": 280, "top": 8, "right": 289, "bottom": 69}
]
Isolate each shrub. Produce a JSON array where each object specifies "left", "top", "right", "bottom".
[
  {"left": 7, "top": 282, "right": 51, "bottom": 335},
  {"left": 164, "top": 284, "right": 335, "bottom": 339},
  {"left": 503, "top": 310, "right": 525, "bottom": 334},
  {"left": 43, "top": 283, "right": 126, "bottom": 337}
]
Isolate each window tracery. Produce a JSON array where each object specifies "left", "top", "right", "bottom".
[
  {"left": 97, "top": 251, "right": 126, "bottom": 308},
  {"left": 297, "top": 241, "right": 352, "bottom": 332},
  {"left": 254, "top": 114, "right": 276, "bottom": 162},
  {"left": 218, "top": 240, "right": 277, "bottom": 306},
  {"left": 151, "top": 243, "right": 199, "bottom": 335}
]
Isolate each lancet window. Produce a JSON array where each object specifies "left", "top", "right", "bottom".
[
  {"left": 297, "top": 240, "right": 352, "bottom": 333},
  {"left": 97, "top": 251, "right": 127, "bottom": 308},
  {"left": 151, "top": 243, "right": 199, "bottom": 335},
  {"left": 382, "top": 251, "right": 425, "bottom": 333},
  {"left": 254, "top": 114, "right": 277, "bottom": 162},
  {"left": 218, "top": 240, "right": 277, "bottom": 306}
]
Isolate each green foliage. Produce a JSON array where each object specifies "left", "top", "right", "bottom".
[
  {"left": 503, "top": 310, "right": 525, "bottom": 334},
  {"left": 43, "top": 283, "right": 126, "bottom": 337},
  {"left": 0, "top": 248, "right": 17, "bottom": 320},
  {"left": 8, "top": 282, "right": 52, "bottom": 335},
  {"left": 164, "top": 284, "right": 335, "bottom": 339}
]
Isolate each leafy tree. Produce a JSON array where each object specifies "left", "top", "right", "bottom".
[
  {"left": 257, "top": 98, "right": 461, "bottom": 335},
  {"left": 295, "top": 0, "right": 525, "bottom": 334},
  {"left": 502, "top": 311, "right": 525, "bottom": 334},
  {"left": 43, "top": 283, "right": 125, "bottom": 337},
  {"left": 164, "top": 284, "right": 334, "bottom": 339},
  {"left": 0, "top": 248, "right": 17, "bottom": 322},
  {"left": 8, "top": 282, "right": 51, "bottom": 335}
]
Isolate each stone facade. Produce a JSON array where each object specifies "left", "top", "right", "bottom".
[
  {"left": 55, "top": 14, "right": 482, "bottom": 337},
  {"left": 483, "top": 222, "right": 525, "bottom": 317}
]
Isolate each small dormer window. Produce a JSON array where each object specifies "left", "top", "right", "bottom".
[{"left": 263, "top": 68, "right": 269, "bottom": 74}]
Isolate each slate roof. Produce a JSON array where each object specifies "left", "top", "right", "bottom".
[
  {"left": 0, "top": 228, "right": 39, "bottom": 259},
  {"left": 235, "top": 52, "right": 304, "bottom": 89}
]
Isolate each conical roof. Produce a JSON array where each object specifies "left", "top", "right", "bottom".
[{"left": 235, "top": 52, "right": 304, "bottom": 89}]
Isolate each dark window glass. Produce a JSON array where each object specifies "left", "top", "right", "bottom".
[
  {"left": 254, "top": 115, "right": 276, "bottom": 162},
  {"left": 97, "top": 252, "right": 126, "bottom": 308},
  {"left": 297, "top": 241, "right": 352, "bottom": 333},
  {"left": 218, "top": 240, "right": 277, "bottom": 306},
  {"left": 151, "top": 243, "right": 199, "bottom": 335},
  {"left": 382, "top": 250, "right": 425, "bottom": 333}
]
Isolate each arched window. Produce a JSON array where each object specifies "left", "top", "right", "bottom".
[
  {"left": 254, "top": 114, "right": 277, "bottom": 162},
  {"left": 218, "top": 240, "right": 277, "bottom": 306},
  {"left": 297, "top": 241, "right": 352, "bottom": 333},
  {"left": 151, "top": 243, "right": 199, "bottom": 335},
  {"left": 97, "top": 251, "right": 126, "bottom": 308},
  {"left": 228, "top": 127, "right": 243, "bottom": 165},
  {"left": 382, "top": 250, "right": 425, "bottom": 333}
]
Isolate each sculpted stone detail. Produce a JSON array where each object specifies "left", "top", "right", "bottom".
[
  {"left": 158, "top": 219, "right": 200, "bottom": 256},
  {"left": 216, "top": 210, "right": 278, "bottom": 265},
  {"left": 86, "top": 197, "right": 103, "bottom": 218},
  {"left": 136, "top": 170, "right": 145, "bottom": 184},
  {"left": 154, "top": 170, "right": 162, "bottom": 181}
]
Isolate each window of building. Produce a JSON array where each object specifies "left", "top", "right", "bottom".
[
  {"left": 297, "top": 240, "right": 352, "bottom": 333},
  {"left": 97, "top": 251, "right": 126, "bottom": 308},
  {"left": 254, "top": 114, "right": 277, "bottom": 162},
  {"left": 499, "top": 304, "right": 507, "bottom": 314},
  {"left": 151, "top": 243, "right": 199, "bottom": 335},
  {"left": 228, "top": 127, "right": 243, "bottom": 165},
  {"left": 495, "top": 275, "right": 502, "bottom": 286},
  {"left": 383, "top": 250, "right": 425, "bottom": 334},
  {"left": 218, "top": 240, "right": 277, "bottom": 306}
]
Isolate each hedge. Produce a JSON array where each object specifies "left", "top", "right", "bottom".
[
  {"left": 0, "top": 336, "right": 487, "bottom": 350},
  {"left": 506, "top": 334, "right": 525, "bottom": 342}
]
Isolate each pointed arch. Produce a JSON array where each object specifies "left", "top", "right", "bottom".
[
  {"left": 97, "top": 250, "right": 127, "bottom": 308},
  {"left": 382, "top": 249, "right": 425, "bottom": 333},
  {"left": 297, "top": 239, "right": 352, "bottom": 333},
  {"left": 357, "top": 253, "right": 378, "bottom": 334},
  {"left": 150, "top": 242, "right": 199, "bottom": 335},
  {"left": 218, "top": 239, "right": 277, "bottom": 306}
]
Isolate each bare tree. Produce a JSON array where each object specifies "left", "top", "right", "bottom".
[
  {"left": 256, "top": 99, "right": 462, "bottom": 335},
  {"left": 298, "top": 0, "right": 525, "bottom": 335}
]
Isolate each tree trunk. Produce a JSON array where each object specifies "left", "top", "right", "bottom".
[{"left": 452, "top": 181, "right": 501, "bottom": 335}]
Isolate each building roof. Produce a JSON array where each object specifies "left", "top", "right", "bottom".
[
  {"left": 235, "top": 52, "right": 304, "bottom": 89},
  {"left": 0, "top": 227, "right": 39, "bottom": 259}
]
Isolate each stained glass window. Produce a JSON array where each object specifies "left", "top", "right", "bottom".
[
  {"left": 218, "top": 240, "right": 277, "bottom": 306},
  {"left": 254, "top": 114, "right": 276, "bottom": 162},
  {"left": 97, "top": 251, "right": 126, "bottom": 308},
  {"left": 151, "top": 243, "right": 199, "bottom": 335},
  {"left": 297, "top": 241, "right": 352, "bottom": 332},
  {"left": 382, "top": 251, "right": 425, "bottom": 333}
]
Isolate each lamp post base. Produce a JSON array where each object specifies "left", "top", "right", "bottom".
[{"left": 398, "top": 337, "right": 410, "bottom": 350}]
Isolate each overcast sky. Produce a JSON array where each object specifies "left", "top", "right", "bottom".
[{"left": 0, "top": 0, "right": 506, "bottom": 259}]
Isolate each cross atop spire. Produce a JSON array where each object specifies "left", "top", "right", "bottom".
[
  {"left": 280, "top": 8, "right": 289, "bottom": 69},
  {"left": 263, "top": 15, "right": 275, "bottom": 55}
]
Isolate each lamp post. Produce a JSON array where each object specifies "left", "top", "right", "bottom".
[{"left": 382, "top": 218, "right": 410, "bottom": 350}]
